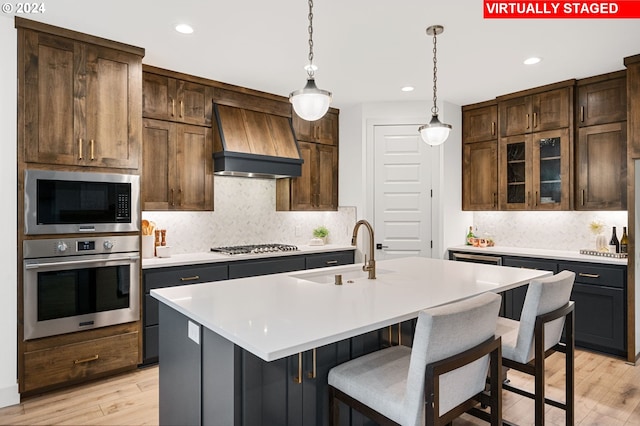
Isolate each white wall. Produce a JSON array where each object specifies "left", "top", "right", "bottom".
[{"left": 0, "top": 15, "right": 20, "bottom": 407}]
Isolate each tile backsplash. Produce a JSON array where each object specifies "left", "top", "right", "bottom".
[
  {"left": 143, "top": 176, "right": 356, "bottom": 254},
  {"left": 473, "top": 210, "right": 628, "bottom": 251}
]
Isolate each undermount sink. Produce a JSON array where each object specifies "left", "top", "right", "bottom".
[{"left": 290, "top": 266, "right": 392, "bottom": 284}]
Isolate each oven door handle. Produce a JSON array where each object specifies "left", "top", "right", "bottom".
[{"left": 25, "top": 255, "right": 140, "bottom": 270}]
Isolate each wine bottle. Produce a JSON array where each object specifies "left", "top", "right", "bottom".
[
  {"left": 620, "top": 226, "right": 628, "bottom": 254},
  {"left": 466, "top": 226, "right": 475, "bottom": 245},
  {"left": 609, "top": 226, "right": 619, "bottom": 254}
]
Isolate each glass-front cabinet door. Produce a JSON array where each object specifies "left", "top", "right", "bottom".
[
  {"left": 532, "top": 128, "right": 570, "bottom": 210},
  {"left": 499, "top": 128, "right": 570, "bottom": 210},
  {"left": 499, "top": 135, "right": 531, "bottom": 210}
]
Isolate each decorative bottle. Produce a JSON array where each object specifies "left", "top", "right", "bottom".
[
  {"left": 620, "top": 227, "right": 628, "bottom": 254},
  {"left": 609, "top": 226, "right": 619, "bottom": 254},
  {"left": 466, "top": 226, "right": 475, "bottom": 245}
]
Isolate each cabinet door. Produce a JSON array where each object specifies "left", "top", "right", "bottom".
[
  {"left": 463, "top": 104, "right": 497, "bottom": 143},
  {"left": 84, "top": 44, "right": 141, "bottom": 169},
  {"left": 292, "top": 112, "right": 316, "bottom": 142},
  {"left": 499, "top": 135, "right": 532, "bottom": 210},
  {"left": 22, "top": 31, "right": 81, "bottom": 166},
  {"left": 290, "top": 142, "right": 316, "bottom": 210},
  {"left": 463, "top": 141, "right": 498, "bottom": 210},
  {"left": 316, "top": 111, "right": 339, "bottom": 145},
  {"left": 577, "top": 77, "right": 626, "bottom": 127},
  {"left": 531, "top": 87, "right": 571, "bottom": 132},
  {"left": 142, "top": 119, "right": 174, "bottom": 210},
  {"left": 531, "top": 128, "right": 571, "bottom": 210},
  {"left": 576, "top": 123, "right": 627, "bottom": 210},
  {"left": 176, "top": 80, "right": 212, "bottom": 126},
  {"left": 174, "top": 124, "right": 213, "bottom": 210},
  {"left": 499, "top": 96, "right": 531, "bottom": 137},
  {"left": 570, "top": 283, "right": 626, "bottom": 356},
  {"left": 142, "top": 73, "right": 177, "bottom": 121},
  {"left": 316, "top": 144, "right": 338, "bottom": 210}
]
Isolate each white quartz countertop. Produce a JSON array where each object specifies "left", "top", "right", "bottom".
[
  {"left": 447, "top": 245, "right": 627, "bottom": 266},
  {"left": 142, "top": 244, "right": 356, "bottom": 269},
  {"left": 151, "top": 256, "right": 550, "bottom": 362}
]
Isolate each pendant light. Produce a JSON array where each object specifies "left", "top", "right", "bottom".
[
  {"left": 418, "top": 25, "right": 452, "bottom": 146},
  {"left": 289, "top": 0, "right": 332, "bottom": 121}
]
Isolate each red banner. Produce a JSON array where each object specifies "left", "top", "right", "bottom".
[{"left": 484, "top": 1, "right": 640, "bottom": 18}]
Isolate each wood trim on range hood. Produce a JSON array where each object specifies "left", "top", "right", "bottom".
[{"left": 212, "top": 103, "right": 303, "bottom": 179}]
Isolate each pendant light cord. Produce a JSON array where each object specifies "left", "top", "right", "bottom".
[
  {"left": 431, "top": 29, "right": 439, "bottom": 116},
  {"left": 307, "top": 0, "right": 315, "bottom": 78}
]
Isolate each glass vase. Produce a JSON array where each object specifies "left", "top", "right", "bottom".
[{"left": 595, "top": 233, "right": 608, "bottom": 252}]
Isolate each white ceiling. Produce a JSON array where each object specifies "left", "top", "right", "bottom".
[{"left": 12, "top": 0, "right": 640, "bottom": 109}]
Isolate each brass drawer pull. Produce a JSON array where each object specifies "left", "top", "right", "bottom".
[
  {"left": 307, "top": 348, "right": 317, "bottom": 379},
  {"left": 90, "top": 139, "right": 95, "bottom": 160},
  {"left": 78, "top": 138, "right": 83, "bottom": 160},
  {"left": 294, "top": 352, "right": 303, "bottom": 384},
  {"left": 74, "top": 354, "right": 99, "bottom": 364},
  {"left": 171, "top": 98, "right": 175, "bottom": 116},
  {"left": 580, "top": 106, "right": 585, "bottom": 122},
  {"left": 180, "top": 275, "right": 200, "bottom": 281},
  {"left": 325, "top": 260, "right": 338, "bottom": 265},
  {"left": 579, "top": 272, "right": 600, "bottom": 279},
  {"left": 491, "top": 121, "right": 496, "bottom": 136},
  {"left": 526, "top": 113, "right": 530, "bottom": 129}
]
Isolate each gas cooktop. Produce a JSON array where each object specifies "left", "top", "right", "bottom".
[{"left": 210, "top": 244, "right": 299, "bottom": 256}]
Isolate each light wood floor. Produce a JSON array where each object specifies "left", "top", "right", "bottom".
[{"left": 0, "top": 348, "right": 638, "bottom": 425}]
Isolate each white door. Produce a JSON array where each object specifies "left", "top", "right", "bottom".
[{"left": 374, "top": 125, "right": 433, "bottom": 260}]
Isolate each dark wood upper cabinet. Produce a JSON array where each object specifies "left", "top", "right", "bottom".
[
  {"left": 463, "top": 140, "right": 498, "bottom": 210},
  {"left": 292, "top": 111, "right": 338, "bottom": 145},
  {"left": 626, "top": 55, "right": 640, "bottom": 159},
  {"left": 463, "top": 103, "right": 497, "bottom": 143},
  {"left": 142, "top": 118, "right": 213, "bottom": 211},
  {"left": 143, "top": 72, "right": 212, "bottom": 126},
  {"left": 499, "top": 84, "right": 572, "bottom": 137},
  {"left": 576, "top": 123, "right": 627, "bottom": 210},
  {"left": 576, "top": 71, "right": 627, "bottom": 127},
  {"left": 20, "top": 27, "right": 143, "bottom": 170}
]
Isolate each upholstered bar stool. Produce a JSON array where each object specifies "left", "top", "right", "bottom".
[
  {"left": 328, "top": 292, "right": 503, "bottom": 426},
  {"left": 495, "top": 270, "right": 576, "bottom": 426}
]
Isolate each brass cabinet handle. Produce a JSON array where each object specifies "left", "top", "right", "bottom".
[
  {"left": 171, "top": 98, "right": 175, "bottom": 117},
  {"left": 170, "top": 189, "right": 175, "bottom": 206},
  {"left": 526, "top": 113, "right": 530, "bottom": 130},
  {"left": 398, "top": 323, "right": 402, "bottom": 346},
  {"left": 580, "top": 106, "right": 585, "bottom": 122},
  {"left": 579, "top": 272, "right": 600, "bottom": 279},
  {"left": 581, "top": 189, "right": 585, "bottom": 206},
  {"left": 74, "top": 354, "right": 99, "bottom": 364},
  {"left": 535, "top": 191, "right": 538, "bottom": 207},
  {"left": 180, "top": 275, "right": 200, "bottom": 281},
  {"left": 325, "top": 260, "right": 339, "bottom": 266},
  {"left": 533, "top": 112, "right": 538, "bottom": 128},
  {"left": 179, "top": 188, "right": 183, "bottom": 206},
  {"left": 180, "top": 100, "right": 184, "bottom": 118},
  {"left": 527, "top": 191, "right": 531, "bottom": 207},
  {"left": 388, "top": 325, "right": 393, "bottom": 345},
  {"left": 491, "top": 121, "right": 496, "bottom": 136},
  {"left": 294, "top": 352, "right": 303, "bottom": 384},
  {"left": 78, "top": 138, "right": 83, "bottom": 160},
  {"left": 493, "top": 192, "right": 497, "bottom": 208},
  {"left": 90, "top": 139, "right": 95, "bottom": 160},
  {"left": 307, "top": 348, "right": 317, "bottom": 379}
]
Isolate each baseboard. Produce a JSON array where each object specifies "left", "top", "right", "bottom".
[{"left": 0, "top": 383, "right": 20, "bottom": 408}]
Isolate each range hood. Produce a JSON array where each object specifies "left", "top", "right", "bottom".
[{"left": 212, "top": 103, "right": 303, "bottom": 179}]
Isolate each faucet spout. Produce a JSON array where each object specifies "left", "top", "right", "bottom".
[{"left": 351, "top": 219, "right": 376, "bottom": 279}]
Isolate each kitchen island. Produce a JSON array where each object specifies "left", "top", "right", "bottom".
[{"left": 151, "top": 256, "right": 551, "bottom": 426}]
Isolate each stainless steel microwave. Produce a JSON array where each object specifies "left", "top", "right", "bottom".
[{"left": 24, "top": 170, "right": 140, "bottom": 235}]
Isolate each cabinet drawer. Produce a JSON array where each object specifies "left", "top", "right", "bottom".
[
  {"left": 305, "top": 251, "right": 355, "bottom": 269},
  {"left": 229, "top": 256, "right": 306, "bottom": 279},
  {"left": 558, "top": 262, "right": 625, "bottom": 288},
  {"left": 23, "top": 331, "right": 138, "bottom": 392},
  {"left": 144, "top": 263, "right": 228, "bottom": 292},
  {"left": 503, "top": 257, "right": 558, "bottom": 273}
]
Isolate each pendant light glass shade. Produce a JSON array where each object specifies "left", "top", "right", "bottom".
[
  {"left": 290, "top": 78, "right": 332, "bottom": 121},
  {"left": 419, "top": 114, "right": 452, "bottom": 146},
  {"left": 419, "top": 25, "right": 452, "bottom": 146},
  {"left": 289, "top": 0, "right": 332, "bottom": 121}
]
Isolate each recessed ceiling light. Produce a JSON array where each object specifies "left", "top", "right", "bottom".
[
  {"left": 524, "top": 56, "right": 542, "bottom": 65},
  {"left": 401, "top": 86, "right": 414, "bottom": 92},
  {"left": 175, "top": 24, "right": 194, "bottom": 34}
]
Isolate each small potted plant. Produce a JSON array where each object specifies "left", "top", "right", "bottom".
[{"left": 311, "top": 226, "right": 329, "bottom": 245}]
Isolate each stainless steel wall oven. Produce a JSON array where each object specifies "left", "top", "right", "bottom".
[
  {"left": 24, "top": 169, "right": 140, "bottom": 235},
  {"left": 23, "top": 235, "right": 140, "bottom": 340}
]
